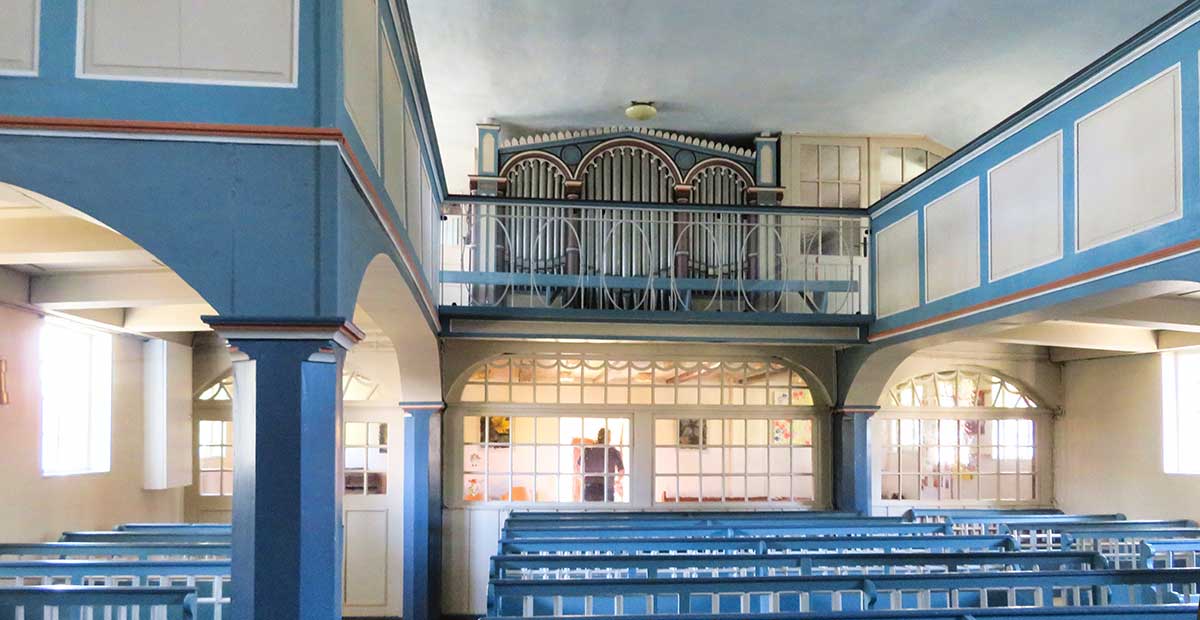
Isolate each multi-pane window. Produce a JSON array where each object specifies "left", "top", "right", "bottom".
[
  {"left": 462, "top": 415, "right": 631, "bottom": 503},
  {"left": 879, "top": 418, "right": 1036, "bottom": 502},
  {"left": 889, "top": 370, "right": 1038, "bottom": 409},
  {"left": 345, "top": 422, "right": 389, "bottom": 495},
  {"left": 40, "top": 319, "right": 112, "bottom": 476},
  {"left": 654, "top": 417, "right": 815, "bottom": 504},
  {"left": 788, "top": 143, "right": 863, "bottom": 208},
  {"left": 196, "top": 371, "right": 379, "bottom": 402},
  {"left": 460, "top": 356, "right": 814, "bottom": 407},
  {"left": 1162, "top": 351, "right": 1200, "bottom": 474},
  {"left": 197, "top": 420, "right": 233, "bottom": 496},
  {"left": 879, "top": 147, "right": 944, "bottom": 198}
]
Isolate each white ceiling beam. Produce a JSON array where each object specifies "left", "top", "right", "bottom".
[
  {"left": 123, "top": 304, "right": 215, "bottom": 332},
  {"left": 31, "top": 270, "right": 205, "bottom": 309},
  {"left": 1077, "top": 297, "right": 1200, "bottom": 333},
  {"left": 0, "top": 216, "right": 154, "bottom": 266},
  {"left": 981, "top": 320, "right": 1159, "bottom": 352}
]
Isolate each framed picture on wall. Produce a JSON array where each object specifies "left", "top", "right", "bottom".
[{"left": 678, "top": 419, "right": 707, "bottom": 447}]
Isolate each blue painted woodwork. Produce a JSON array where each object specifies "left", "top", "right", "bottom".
[
  {"left": 498, "top": 534, "right": 1019, "bottom": 556},
  {"left": 489, "top": 568, "right": 1200, "bottom": 615},
  {"left": 404, "top": 408, "right": 444, "bottom": 620},
  {"left": 866, "top": 0, "right": 1200, "bottom": 344},
  {"left": 0, "top": 543, "right": 230, "bottom": 561},
  {"left": 221, "top": 337, "right": 345, "bottom": 620},
  {"left": 903, "top": 508, "right": 1066, "bottom": 521},
  {"left": 0, "top": 585, "right": 198, "bottom": 620},
  {"left": 499, "top": 522, "right": 954, "bottom": 540},
  {"left": 478, "top": 606, "right": 1200, "bottom": 620},
  {"left": 502, "top": 516, "right": 903, "bottom": 531},
  {"left": 0, "top": 560, "right": 229, "bottom": 620},
  {"left": 832, "top": 408, "right": 875, "bottom": 513},
  {"left": 490, "top": 550, "right": 1105, "bottom": 578},
  {"left": 116, "top": 525, "right": 232, "bottom": 535},
  {"left": 59, "top": 533, "right": 230, "bottom": 544},
  {"left": 1141, "top": 540, "right": 1200, "bottom": 569},
  {"left": 504, "top": 510, "right": 863, "bottom": 521}
]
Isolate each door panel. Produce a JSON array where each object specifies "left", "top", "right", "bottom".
[{"left": 343, "top": 406, "right": 404, "bottom": 618}]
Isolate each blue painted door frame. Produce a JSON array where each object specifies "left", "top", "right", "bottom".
[
  {"left": 404, "top": 407, "right": 443, "bottom": 620},
  {"left": 223, "top": 336, "right": 346, "bottom": 620}
]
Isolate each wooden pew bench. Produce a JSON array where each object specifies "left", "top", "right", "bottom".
[
  {"left": 502, "top": 516, "right": 906, "bottom": 533},
  {"left": 498, "top": 534, "right": 1020, "bottom": 555},
  {"left": 0, "top": 585, "right": 197, "bottom": 620},
  {"left": 488, "top": 567, "right": 1200, "bottom": 616},
  {"left": 1062, "top": 528, "right": 1200, "bottom": 569},
  {"left": 0, "top": 559, "right": 230, "bottom": 620},
  {"left": 59, "top": 532, "right": 231, "bottom": 544},
  {"left": 0, "top": 542, "right": 230, "bottom": 561},
  {"left": 1141, "top": 540, "right": 1200, "bottom": 570},
  {"left": 500, "top": 522, "right": 955, "bottom": 540},
  {"left": 482, "top": 604, "right": 1200, "bottom": 620}
]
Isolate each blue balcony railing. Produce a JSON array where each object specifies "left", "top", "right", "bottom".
[{"left": 440, "top": 198, "right": 870, "bottom": 317}]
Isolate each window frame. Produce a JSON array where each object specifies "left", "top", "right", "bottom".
[
  {"left": 446, "top": 403, "right": 826, "bottom": 510},
  {"left": 1162, "top": 350, "right": 1200, "bottom": 475},
  {"left": 872, "top": 406, "right": 1053, "bottom": 509},
  {"left": 39, "top": 318, "right": 112, "bottom": 477}
]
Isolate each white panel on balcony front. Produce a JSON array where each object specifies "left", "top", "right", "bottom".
[
  {"left": 988, "top": 132, "right": 1062, "bottom": 281},
  {"left": 82, "top": 0, "right": 296, "bottom": 85},
  {"left": 924, "top": 178, "right": 980, "bottom": 303},
  {"left": 383, "top": 45, "right": 407, "bottom": 216},
  {"left": 344, "top": 0, "right": 381, "bottom": 167},
  {"left": 875, "top": 212, "right": 919, "bottom": 318},
  {"left": 0, "top": 0, "right": 39, "bottom": 75},
  {"left": 1076, "top": 66, "right": 1181, "bottom": 251}
]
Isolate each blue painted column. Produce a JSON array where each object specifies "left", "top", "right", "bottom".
[
  {"left": 403, "top": 402, "right": 444, "bottom": 620},
  {"left": 203, "top": 317, "right": 364, "bottom": 620},
  {"left": 831, "top": 406, "right": 878, "bottom": 515}
]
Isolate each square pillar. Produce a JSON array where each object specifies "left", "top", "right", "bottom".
[
  {"left": 204, "top": 317, "right": 364, "bottom": 620},
  {"left": 402, "top": 402, "right": 444, "bottom": 620},
  {"left": 831, "top": 405, "right": 877, "bottom": 515}
]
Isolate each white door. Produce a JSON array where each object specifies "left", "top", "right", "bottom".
[
  {"left": 186, "top": 404, "right": 234, "bottom": 523},
  {"left": 343, "top": 405, "right": 405, "bottom": 618}
]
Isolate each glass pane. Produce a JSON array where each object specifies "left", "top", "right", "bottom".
[
  {"left": 463, "top": 475, "right": 484, "bottom": 501},
  {"left": 464, "top": 445, "right": 484, "bottom": 472},
  {"left": 343, "top": 472, "right": 364, "bottom": 495},
  {"left": 345, "top": 447, "right": 366, "bottom": 471},
  {"left": 818, "top": 146, "right": 839, "bottom": 180},
  {"left": 511, "top": 417, "right": 535, "bottom": 444},
  {"left": 346, "top": 422, "right": 367, "bottom": 447},
  {"left": 199, "top": 471, "right": 221, "bottom": 496},
  {"left": 536, "top": 417, "right": 559, "bottom": 444},
  {"left": 841, "top": 146, "right": 861, "bottom": 181},
  {"left": 536, "top": 475, "right": 558, "bottom": 502},
  {"left": 747, "top": 419, "right": 769, "bottom": 445},
  {"left": 880, "top": 147, "right": 903, "bottom": 183},
  {"left": 797, "top": 144, "right": 818, "bottom": 180},
  {"left": 463, "top": 416, "right": 482, "bottom": 443},
  {"left": 902, "top": 148, "right": 928, "bottom": 181},
  {"left": 198, "top": 446, "right": 221, "bottom": 471},
  {"left": 368, "top": 422, "right": 386, "bottom": 446},
  {"left": 487, "top": 447, "right": 510, "bottom": 473},
  {"left": 221, "top": 471, "right": 233, "bottom": 495},
  {"left": 366, "top": 472, "right": 387, "bottom": 495},
  {"left": 655, "top": 476, "right": 677, "bottom": 503}
]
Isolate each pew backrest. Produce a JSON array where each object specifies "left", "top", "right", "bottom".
[
  {"left": 498, "top": 534, "right": 1020, "bottom": 555},
  {"left": 482, "top": 604, "right": 1200, "bottom": 620},
  {"left": 0, "top": 585, "right": 198, "bottom": 620},
  {"left": 117, "top": 523, "right": 232, "bottom": 535},
  {"left": 59, "top": 531, "right": 231, "bottom": 544},
  {"left": 0, "top": 542, "right": 231, "bottom": 561},
  {"left": 501, "top": 522, "right": 954, "bottom": 540}
]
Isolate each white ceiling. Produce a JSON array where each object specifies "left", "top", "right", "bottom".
[{"left": 409, "top": 0, "right": 1179, "bottom": 193}]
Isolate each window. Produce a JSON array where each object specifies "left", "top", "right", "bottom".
[
  {"left": 40, "top": 319, "right": 112, "bottom": 476},
  {"left": 654, "top": 417, "right": 815, "bottom": 504},
  {"left": 879, "top": 418, "right": 1036, "bottom": 502},
  {"left": 462, "top": 415, "right": 630, "bottom": 503},
  {"left": 198, "top": 420, "right": 233, "bottom": 496},
  {"left": 1162, "top": 351, "right": 1200, "bottom": 474},
  {"left": 880, "top": 147, "right": 943, "bottom": 198},
  {"left": 889, "top": 369, "right": 1038, "bottom": 408},
  {"left": 788, "top": 142, "right": 864, "bottom": 208},
  {"left": 459, "top": 356, "right": 814, "bottom": 407},
  {"left": 345, "top": 422, "right": 389, "bottom": 495}
]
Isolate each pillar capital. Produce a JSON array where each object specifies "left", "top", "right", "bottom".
[
  {"left": 201, "top": 316, "right": 364, "bottom": 350},
  {"left": 399, "top": 401, "right": 446, "bottom": 416}
]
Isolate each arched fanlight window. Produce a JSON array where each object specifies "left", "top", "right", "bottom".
[
  {"left": 888, "top": 369, "right": 1038, "bottom": 409},
  {"left": 196, "top": 371, "right": 380, "bottom": 402},
  {"left": 457, "top": 355, "right": 815, "bottom": 407}
]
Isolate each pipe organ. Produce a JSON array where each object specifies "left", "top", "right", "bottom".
[{"left": 457, "top": 126, "right": 865, "bottom": 314}]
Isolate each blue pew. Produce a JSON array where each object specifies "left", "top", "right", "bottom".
[
  {"left": 59, "top": 532, "right": 231, "bottom": 544},
  {"left": 490, "top": 550, "right": 1105, "bottom": 579},
  {"left": 0, "top": 542, "right": 230, "bottom": 560},
  {"left": 506, "top": 511, "right": 865, "bottom": 522},
  {"left": 1062, "top": 528, "right": 1200, "bottom": 569},
  {"left": 0, "top": 560, "right": 230, "bottom": 620},
  {"left": 0, "top": 585, "right": 197, "bottom": 620},
  {"left": 500, "top": 522, "right": 954, "bottom": 540},
  {"left": 488, "top": 567, "right": 1200, "bottom": 616},
  {"left": 116, "top": 524, "right": 232, "bottom": 535},
  {"left": 482, "top": 605, "right": 1200, "bottom": 620},
  {"left": 498, "top": 534, "right": 1020, "bottom": 555},
  {"left": 1141, "top": 539, "right": 1200, "bottom": 569},
  {"left": 903, "top": 508, "right": 1067, "bottom": 522},
  {"left": 503, "top": 517, "right": 907, "bottom": 532}
]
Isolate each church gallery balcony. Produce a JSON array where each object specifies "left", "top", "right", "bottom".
[{"left": 440, "top": 127, "right": 871, "bottom": 323}]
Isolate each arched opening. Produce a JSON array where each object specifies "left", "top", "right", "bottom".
[
  {"left": 0, "top": 181, "right": 222, "bottom": 542},
  {"left": 446, "top": 353, "right": 830, "bottom": 509},
  {"left": 871, "top": 365, "right": 1052, "bottom": 514}
]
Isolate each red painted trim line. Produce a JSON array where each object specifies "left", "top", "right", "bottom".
[{"left": 870, "top": 237, "right": 1200, "bottom": 342}]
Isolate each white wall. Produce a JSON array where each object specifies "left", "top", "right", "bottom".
[
  {"left": 0, "top": 302, "right": 183, "bottom": 542},
  {"left": 1056, "top": 353, "right": 1200, "bottom": 521}
]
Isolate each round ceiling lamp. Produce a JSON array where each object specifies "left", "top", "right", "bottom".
[{"left": 625, "top": 101, "right": 657, "bottom": 122}]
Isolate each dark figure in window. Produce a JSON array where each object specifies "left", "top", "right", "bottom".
[{"left": 578, "top": 429, "right": 625, "bottom": 502}]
